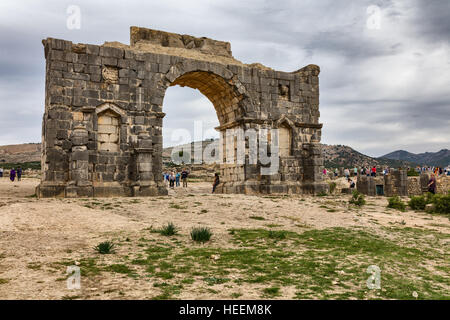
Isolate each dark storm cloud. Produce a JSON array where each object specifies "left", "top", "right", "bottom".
[
  {"left": 0, "top": 0, "right": 448, "bottom": 156},
  {"left": 409, "top": 0, "right": 450, "bottom": 44}
]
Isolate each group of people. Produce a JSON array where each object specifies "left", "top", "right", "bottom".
[
  {"left": 163, "top": 169, "right": 189, "bottom": 188},
  {"left": 162, "top": 168, "right": 221, "bottom": 193},
  {"left": 0, "top": 167, "right": 22, "bottom": 182},
  {"left": 414, "top": 166, "right": 449, "bottom": 176},
  {"left": 324, "top": 166, "right": 381, "bottom": 178}
]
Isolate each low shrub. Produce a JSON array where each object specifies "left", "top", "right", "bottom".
[
  {"left": 387, "top": 196, "right": 406, "bottom": 212},
  {"left": 190, "top": 227, "right": 212, "bottom": 243},
  {"left": 349, "top": 190, "right": 366, "bottom": 206},
  {"left": 431, "top": 194, "right": 450, "bottom": 214},
  {"left": 408, "top": 196, "right": 427, "bottom": 211}
]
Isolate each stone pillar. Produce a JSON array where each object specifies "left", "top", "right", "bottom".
[
  {"left": 357, "top": 175, "right": 376, "bottom": 196},
  {"left": 385, "top": 170, "right": 408, "bottom": 197},
  {"left": 67, "top": 125, "right": 92, "bottom": 197},
  {"left": 420, "top": 172, "right": 430, "bottom": 194},
  {"left": 301, "top": 141, "right": 328, "bottom": 194},
  {"left": 132, "top": 131, "right": 164, "bottom": 196}
]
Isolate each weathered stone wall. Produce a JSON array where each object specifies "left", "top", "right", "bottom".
[
  {"left": 437, "top": 176, "right": 450, "bottom": 194},
  {"left": 356, "top": 176, "right": 376, "bottom": 196},
  {"left": 37, "top": 27, "right": 327, "bottom": 197},
  {"left": 407, "top": 176, "right": 422, "bottom": 196}
]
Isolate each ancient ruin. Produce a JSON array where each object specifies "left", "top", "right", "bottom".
[{"left": 37, "top": 27, "right": 327, "bottom": 197}]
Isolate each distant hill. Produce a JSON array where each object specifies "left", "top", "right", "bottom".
[
  {"left": 381, "top": 149, "right": 450, "bottom": 167},
  {"left": 163, "top": 141, "right": 416, "bottom": 169},
  {"left": 0, "top": 143, "right": 41, "bottom": 163},
  {"left": 321, "top": 144, "right": 415, "bottom": 169}
]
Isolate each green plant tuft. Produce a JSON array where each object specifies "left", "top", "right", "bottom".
[
  {"left": 94, "top": 241, "right": 116, "bottom": 254},
  {"left": 329, "top": 182, "right": 337, "bottom": 194},
  {"left": 159, "top": 222, "right": 178, "bottom": 236},
  {"left": 190, "top": 227, "right": 212, "bottom": 243}
]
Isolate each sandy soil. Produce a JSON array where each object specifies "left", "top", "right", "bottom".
[{"left": 0, "top": 177, "right": 448, "bottom": 300}]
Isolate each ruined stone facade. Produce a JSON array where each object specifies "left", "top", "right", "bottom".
[{"left": 37, "top": 27, "right": 327, "bottom": 198}]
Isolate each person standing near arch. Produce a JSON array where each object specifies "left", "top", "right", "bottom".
[
  {"left": 17, "top": 166, "right": 22, "bottom": 181},
  {"left": 10, "top": 168, "right": 16, "bottom": 182},
  {"left": 212, "top": 173, "right": 220, "bottom": 193},
  {"left": 181, "top": 168, "right": 189, "bottom": 188},
  {"left": 175, "top": 171, "right": 180, "bottom": 187}
]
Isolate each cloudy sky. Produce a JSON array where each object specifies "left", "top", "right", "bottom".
[{"left": 0, "top": 0, "right": 448, "bottom": 157}]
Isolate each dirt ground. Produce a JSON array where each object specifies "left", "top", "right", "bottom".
[{"left": 0, "top": 177, "right": 448, "bottom": 300}]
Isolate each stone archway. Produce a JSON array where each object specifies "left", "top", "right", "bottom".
[{"left": 37, "top": 26, "right": 328, "bottom": 198}]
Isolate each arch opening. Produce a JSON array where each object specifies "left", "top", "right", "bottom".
[{"left": 169, "top": 71, "right": 242, "bottom": 126}]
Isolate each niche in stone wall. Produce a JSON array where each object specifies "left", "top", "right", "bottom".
[
  {"left": 97, "top": 110, "right": 120, "bottom": 152},
  {"left": 278, "top": 125, "right": 291, "bottom": 157}
]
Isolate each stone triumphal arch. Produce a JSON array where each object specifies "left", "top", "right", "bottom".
[{"left": 37, "top": 27, "right": 327, "bottom": 197}]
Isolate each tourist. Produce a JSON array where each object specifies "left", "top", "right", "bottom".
[
  {"left": 17, "top": 166, "right": 22, "bottom": 181},
  {"left": 0, "top": 167, "right": 3, "bottom": 178},
  {"left": 323, "top": 168, "right": 327, "bottom": 175},
  {"left": 169, "top": 172, "right": 175, "bottom": 189},
  {"left": 427, "top": 173, "right": 437, "bottom": 194},
  {"left": 371, "top": 166, "right": 376, "bottom": 177},
  {"left": 212, "top": 173, "right": 220, "bottom": 193},
  {"left": 344, "top": 168, "right": 350, "bottom": 179},
  {"left": 353, "top": 167, "right": 358, "bottom": 176},
  {"left": 10, "top": 168, "right": 16, "bottom": 182},
  {"left": 166, "top": 172, "right": 171, "bottom": 185},
  {"left": 175, "top": 171, "right": 181, "bottom": 187},
  {"left": 334, "top": 168, "right": 338, "bottom": 177},
  {"left": 348, "top": 178, "right": 355, "bottom": 189},
  {"left": 181, "top": 168, "right": 189, "bottom": 188}
]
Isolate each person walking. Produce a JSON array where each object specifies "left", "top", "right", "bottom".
[
  {"left": 181, "top": 168, "right": 189, "bottom": 188},
  {"left": 17, "top": 166, "right": 22, "bottom": 181},
  {"left": 427, "top": 173, "right": 437, "bottom": 194},
  {"left": 9, "top": 168, "right": 16, "bottom": 182},
  {"left": 175, "top": 171, "right": 181, "bottom": 187},
  {"left": 0, "top": 167, "right": 3, "bottom": 178},
  {"left": 353, "top": 167, "right": 358, "bottom": 176},
  {"left": 212, "top": 173, "right": 220, "bottom": 193}
]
